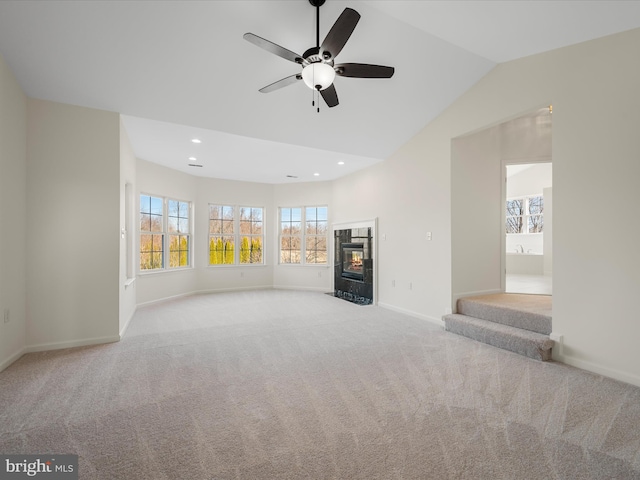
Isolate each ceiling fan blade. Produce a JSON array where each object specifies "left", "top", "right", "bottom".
[
  {"left": 259, "top": 74, "right": 302, "bottom": 93},
  {"left": 319, "top": 8, "right": 360, "bottom": 61},
  {"left": 320, "top": 84, "right": 339, "bottom": 108},
  {"left": 335, "top": 63, "right": 395, "bottom": 78},
  {"left": 243, "top": 33, "right": 303, "bottom": 64}
]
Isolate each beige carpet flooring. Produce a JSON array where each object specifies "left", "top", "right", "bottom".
[
  {"left": 461, "top": 293, "right": 552, "bottom": 318},
  {"left": 1, "top": 289, "right": 640, "bottom": 479}
]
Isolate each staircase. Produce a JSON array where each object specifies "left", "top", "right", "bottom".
[{"left": 443, "top": 293, "right": 554, "bottom": 361}]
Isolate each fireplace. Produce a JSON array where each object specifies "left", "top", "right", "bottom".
[
  {"left": 334, "top": 226, "right": 373, "bottom": 305},
  {"left": 341, "top": 243, "right": 364, "bottom": 281}
]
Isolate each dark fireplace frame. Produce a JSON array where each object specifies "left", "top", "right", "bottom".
[{"left": 334, "top": 227, "right": 373, "bottom": 305}]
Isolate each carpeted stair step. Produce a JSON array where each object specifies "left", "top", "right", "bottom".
[
  {"left": 457, "top": 294, "right": 551, "bottom": 335},
  {"left": 443, "top": 313, "right": 554, "bottom": 361}
]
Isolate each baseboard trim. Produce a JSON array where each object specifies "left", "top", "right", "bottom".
[
  {"left": 26, "top": 335, "right": 120, "bottom": 354},
  {"left": 119, "top": 306, "right": 137, "bottom": 339},
  {"left": 553, "top": 352, "right": 640, "bottom": 388},
  {"left": 378, "top": 302, "right": 444, "bottom": 328},
  {"left": 0, "top": 347, "right": 27, "bottom": 373}
]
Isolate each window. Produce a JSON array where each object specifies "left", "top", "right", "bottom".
[
  {"left": 140, "top": 195, "right": 164, "bottom": 270},
  {"left": 140, "top": 194, "right": 191, "bottom": 271},
  {"left": 209, "top": 204, "right": 264, "bottom": 265},
  {"left": 239, "top": 207, "right": 263, "bottom": 264},
  {"left": 506, "top": 195, "right": 543, "bottom": 234},
  {"left": 168, "top": 199, "right": 190, "bottom": 267},
  {"left": 279, "top": 206, "right": 328, "bottom": 264},
  {"left": 305, "top": 206, "right": 328, "bottom": 263}
]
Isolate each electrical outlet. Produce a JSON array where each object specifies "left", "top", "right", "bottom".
[
  {"left": 409, "top": 282, "right": 412, "bottom": 290},
  {"left": 240, "top": 271, "right": 244, "bottom": 278},
  {"left": 391, "top": 279, "right": 395, "bottom": 287},
  {"left": 426, "top": 232, "right": 432, "bottom": 241},
  {"left": 318, "top": 271, "right": 322, "bottom": 278},
  {"left": 3, "top": 308, "right": 9, "bottom": 324}
]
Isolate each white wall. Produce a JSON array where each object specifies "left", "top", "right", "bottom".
[
  {"left": 0, "top": 53, "right": 27, "bottom": 371},
  {"left": 119, "top": 119, "right": 137, "bottom": 335},
  {"left": 26, "top": 99, "right": 121, "bottom": 350},
  {"left": 272, "top": 181, "right": 333, "bottom": 291},
  {"left": 543, "top": 186, "right": 552, "bottom": 275},
  {"left": 135, "top": 162, "right": 335, "bottom": 304},
  {"left": 451, "top": 125, "right": 503, "bottom": 300},
  {"left": 195, "top": 175, "right": 275, "bottom": 295},
  {"left": 333, "top": 132, "right": 450, "bottom": 325},
  {"left": 506, "top": 163, "right": 552, "bottom": 198},
  {"left": 334, "top": 27, "right": 640, "bottom": 386},
  {"left": 135, "top": 159, "right": 199, "bottom": 305}
]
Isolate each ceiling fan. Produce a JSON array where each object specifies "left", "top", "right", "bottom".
[{"left": 243, "top": 0, "right": 395, "bottom": 110}]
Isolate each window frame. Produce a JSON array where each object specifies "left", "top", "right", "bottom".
[
  {"left": 506, "top": 195, "right": 543, "bottom": 235},
  {"left": 278, "top": 205, "right": 328, "bottom": 265},
  {"left": 139, "top": 193, "right": 193, "bottom": 273},
  {"left": 208, "top": 204, "right": 265, "bottom": 266}
]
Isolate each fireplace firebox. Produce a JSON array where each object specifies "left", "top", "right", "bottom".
[{"left": 341, "top": 243, "right": 364, "bottom": 281}]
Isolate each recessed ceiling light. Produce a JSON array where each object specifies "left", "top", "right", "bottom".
[
  {"left": 313, "top": 173, "right": 320, "bottom": 176},
  {"left": 286, "top": 175, "right": 298, "bottom": 178},
  {"left": 188, "top": 156, "right": 197, "bottom": 161},
  {"left": 338, "top": 161, "right": 345, "bottom": 165},
  {"left": 191, "top": 138, "right": 201, "bottom": 144},
  {"left": 188, "top": 163, "right": 203, "bottom": 168}
]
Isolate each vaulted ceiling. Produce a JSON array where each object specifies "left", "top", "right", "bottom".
[{"left": 1, "top": 1, "right": 639, "bottom": 183}]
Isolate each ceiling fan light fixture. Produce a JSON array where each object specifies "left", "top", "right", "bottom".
[{"left": 301, "top": 62, "right": 335, "bottom": 90}]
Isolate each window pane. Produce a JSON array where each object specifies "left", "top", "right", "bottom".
[
  {"left": 140, "top": 213, "right": 151, "bottom": 232},
  {"left": 178, "top": 218, "right": 189, "bottom": 233},
  {"left": 306, "top": 221, "right": 317, "bottom": 235},
  {"left": 506, "top": 199, "right": 524, "bottom": 216},
  {"left": 240, "top": 236, "right": 263, "bottom": 264},
  {"left": 506, "top": 217, "right": 523, "bottom": 234},
  {"left": 209, "top": 205, "right": 220, "bottom": 220},
  {"left": 151, "top": 252, "right": 163, "bottom": 269},
  {"left": 222, "top": 219, "right": 234, "bottom": 234},
  {"left": 150, "top": 214, "right": 163, "bottom": 232},
  {"left": 140, "top": 195, "right": 151, "bottom": 214},
  {"left": 150, "top": 196, "right": 163, "bottom": 215},
  {"left": 168, "top": 200, "right": 178, "bottom": 217},
  {"left": 169, "top": 251, "right": 179, "bottom": 268},
  {"left": 140, "top": 252, "right": 151, "bottom": 270},
  {"left": 528, "top": 215, "right": 543, "bottom": 233},
  {"left": 529, "top": 196, "right": 544, "bottom": 215},
  {"left": 210, "top": 219, "right": 222, "bottom": 234},
  {"left": 178, "top": 201, "right": 188, "bottom": 217},
  {"left": 252, "top": 208, "right": 262, "bottom": 221},
  {"left": 316, "top": 207, "right": 327, "bottom": 221},
  {"left": 223, "top": 206, "right": 234, "bottom": 220},
  {"left": 168, "top": 217, "right": 178, "bottom": 233},
  {"left": 152, "top": 234, "right": 163, "bottom": 251},
  {"left": 140, "top": 234, "right": 153, "bottom": 252},
  {"left": 253, "top": 221, "right": 263, "bottom": 235},
  {"left": 209, "top": 234, "right": 235, "bottom": 265}
]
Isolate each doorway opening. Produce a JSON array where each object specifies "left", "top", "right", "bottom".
[{"left": 505, "top": 163, "right": 552, "bottom": 294}]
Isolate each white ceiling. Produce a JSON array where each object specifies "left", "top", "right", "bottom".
[{"left": 1, "top": 1, "right": 639, "bottom": 184}]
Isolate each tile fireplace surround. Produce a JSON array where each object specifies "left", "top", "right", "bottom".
[{"left": 334, "top": 227, "right": 373, "bottom": 305}]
